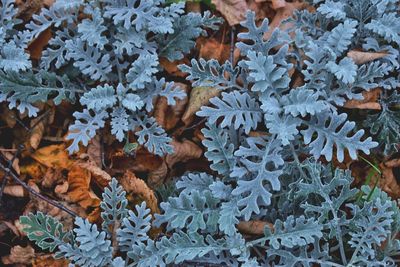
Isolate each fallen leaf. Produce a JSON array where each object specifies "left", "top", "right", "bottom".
[
  {"left": 160, "top": 57, "right": 189, "bottom": 78},
  {"left": 264, "top": 1, "right": 306, "bottom": 39},
  {"left": 344, "top": 88, "right": 381, "bottom": 110},
  {"left": 77, "top": 157, "right": 112, "bottom": 188},
  {"left": 3, "top": 185, "right": 25, "bottom": 197},
  {"left": 28, "top": 28, "right": 52, "bottom": 60},
  {"left": 31, "top": 144, "right": 73, "bottom": 169},
  {"left": 20, "top": 161, "right": 46, "bottom": 181},
  {"left": 67, "top": 165, "right": 100, "bottom": 209},
  {"left": 148, "top": 140, "right": 203, "bottom": 186},
  {"left": 198, "top": 38, "right": 231, "bottom": 63},
  {"left": 110, "top": 148, "right": 163, "bottom": 175},
  {"left": 0, "top": 107, "right": 17, "bottom": 128},
  {"left": 182, "top": 86, "right": 220, "bottom": 125},
  {"left": 212, "top": 0, "right": 248, "bottom": 26},
  {"left": 154, "top": 83, "right": 188, "bottom": 130},
  {"left": 237, "top": 220, "right": 273, "bottom": 236},
  {"left": 87, "top": 135, "right": 102, "bottom": 168},
  {"left": 120, "top": 171, "right": 160, "bottom": 214},
  {"left": 1, "top": 245, "right": 35, "bottom": 265},
  {"left": 32, "top": 254, "right": 68, "bottom": 267},
  {"left": 347, "top": 50, "right": 388, "bottom": 65},
  {"left": 41, "top": 167, "right": 63, "bottom": 189}
]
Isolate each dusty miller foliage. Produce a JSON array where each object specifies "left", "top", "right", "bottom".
[
  {"left": 16, "top": 0, "right": 400, "bottom": 266},
  {"left": 0, "top": 0, "right": 220, "bottom": 155}
]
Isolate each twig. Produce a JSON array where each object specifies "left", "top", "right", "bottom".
[
  {"left": 0, "top": 155, "right": 77, "bottom": 217},
  {"left": 230, "top": 26, "right": 235, "bottom": 64}
]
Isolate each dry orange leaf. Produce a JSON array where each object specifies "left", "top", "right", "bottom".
[
  {"left": 67, "top": 165, "right": 100, "bottom": 209},
  {"left": 344, "top": 88, "right": 381, "bottom": 110},
  {"left": 77, "top": 158, "right": 112, "bottom": 188},
  {"left": 120, "top": 171, "right": 160, "bottom": 214},
  {"left": 32, "top": 254, "right": 68, "bottom": 267},
  {"left": 31, "top": 144, "right": 73, "bottom": 169}
]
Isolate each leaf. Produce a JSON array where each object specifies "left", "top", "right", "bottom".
[
  {"left": 157, "top": 231, "right": 227, "bottom": 264},
  {"left": 100, "top": 178, "right": 128, "bottom": 234},
  {"left": 181, "top": 86, "right": 220, "bottom": 125},
  {"left": 201, "top": 123, "right": 236, "bottom": 176},
  {"left": 118, "top": 202, "right": 152, "bottom": 255},
  {"left": 301, "top": 112, "right": 378, "bottom": 162},
  {"left": 67, "top": 165, "right": 100, "bottom": 209},
  {"left": 65, "top": 38, "right": 111, "bottom": 81},
  {"left": 326, "top": 57, "right": 358, "bottom": 84},
  {"left": 66, "top": 109, "right": 108, "bottom": 154},
  {"left": 120, "top": 171, "right": 160, "bottom": 214},
  {"left": 232, "top": 137, "right": 284, "bottom": 220},
  {"left": 317, "top": 0, "right": 346, "bottom": 20},
  {"left": 20, "top": 212, "right": 70, "bottom": 252},
  {"left": 31, "top": 144, "right": 73, "bottom": 169},
  {"left": 366, "top": 12, "right": 400, "bottom": 45},
  {"left": 243, "top": 51, "right": 290, "bottom": 95},
  {"left": 198, "top": 91, "right": 262, "bottom": 134},
  {"left": 326, "top": 19, "right": 358, "bottom": 55},
  {"left": 80, "top": 84, "right": 117, "bottom": 112},
  {"left": 155, "top": 190, "right": 220, "bottom": 233},
  {"left": 211, "top": 0, "right": 248, "bottom": 26},
  {"left": 264, "top": 216, "right": 323, "bottom": 249}
]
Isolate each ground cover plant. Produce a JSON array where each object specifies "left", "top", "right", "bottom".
[{"left": 0, "top": 0, "right": 399, "bottom": 266}]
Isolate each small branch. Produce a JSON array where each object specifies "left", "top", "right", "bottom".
[{"left": 230, "top": 26, "right": 236, "bottom": 64}]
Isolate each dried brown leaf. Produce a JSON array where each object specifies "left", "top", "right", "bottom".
[
  {"left": 3, "top": 185, "right": 25, "bottom": 197},
  {"left": 1, "top": 245, "right": 35, "bottom": 265},
  {"left": 344, "top": 88, "right": 381, "bottom": 110},
  {"left": 237, "top": 220, "right": 273, "bottom": 235},
  {"left": 67, "top": 165, "right": 100, "bottom": 209},
  {"left": 347, "top": 50, "right": 388, "bottom": 65},
  {"left": 212, "top": 0, "right": 248, "bottom": 26},
  {"left": 148, "top": 140, "right": 202, "bottom": 186},
  {"left": 120, "top": 171, "right": 160, "bottom": 214},
  {"left": 182, "top": 86, "right": 220, "bottom": 125},
  {"left": 32, "top": 254, "right": 68, "bottom": 267},
  {"left": 154, "top": 83, "right": 188, "bottom": 130}
]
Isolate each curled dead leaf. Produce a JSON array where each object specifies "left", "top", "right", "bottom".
[
  {"left": 182, "top": 86, "right": 220, "bottom": 125},
  {"left": 347, "top": 50, "right": 388, "bottom": 65},
  {"left": 344, "top": 88, "right": 381, "bottom": 110},
  {"left": 1, "top": 245, "right": 35, "bottom": 265},
  {"left": 212, "top": 0, "right": 248, "bottom": 26},
  {"left": 31, "top": 144, "right": 73, "bottom": 170},
  {"left": 3, "top": 185, "right": 25, "bottom": 197},
  {"left": 148, "top": 140, "right": 203, "bottom": 186},
  {"left": 237, "top": 220, "right": 274, "bottom": 236},
  {"left": 120, "top": 171, "right": 160, "bottom": 214},
  {"left": 32, "top": 254, "right": 68, "bottom": 267},
  {"left": 264, "top": 1, "right": 306, "bottom": 39},
  {"left": 67, "top": 165, "right": 100, "bottom": 209},
  {"left": 154, "top": 83, "right": 188, "bottom": 130},
  {"left": 77, "top": 157, "right": 111, "bottom": 188}
]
